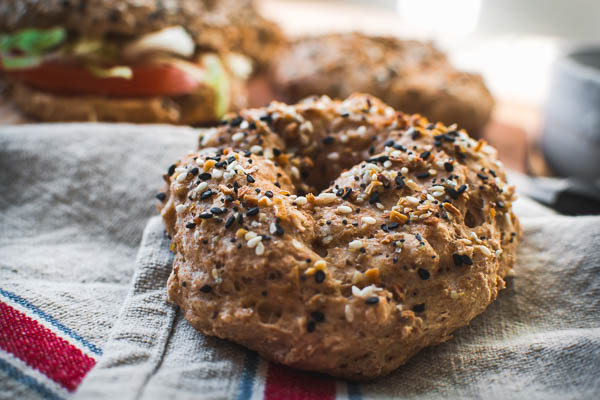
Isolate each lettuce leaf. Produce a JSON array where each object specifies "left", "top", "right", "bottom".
[
  {"left": 203, "top": 54, "right": 230, "bottom": 118},
  {"left": 0, "top": 27, "right": 66, "bottom": 69}
]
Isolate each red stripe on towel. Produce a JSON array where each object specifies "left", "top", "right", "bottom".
[
  {"left": 0, "top": 301, "right": 96, "bottom": 391},
  {"left": 264, "top": 362, "right": 336, "bottom": 400}
]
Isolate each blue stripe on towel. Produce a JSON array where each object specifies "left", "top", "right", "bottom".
[
  {"left": 0, "top": 357, "right": 64, "bottom": 400},
  {"left": 0, "top": 287, "right": 102, "bottom": 355},
  {"left": 236, "top": 350, "right": 260, "bottom": 400}
]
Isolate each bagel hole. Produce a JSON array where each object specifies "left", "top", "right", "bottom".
[{"left": 257, "top": 302, "right": 283, "bottom": 324}]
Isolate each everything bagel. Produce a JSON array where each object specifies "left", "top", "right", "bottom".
[{"left": 157, "top": 93, "right": 520, "bottom": 379}]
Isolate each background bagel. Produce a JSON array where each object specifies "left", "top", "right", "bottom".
[{"left": 157, "top": 93, "right": 520, "bottom": 379}]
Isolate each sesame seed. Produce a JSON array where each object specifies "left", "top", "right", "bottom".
[
  {"left": 246, "top": 207, "right": 259, "bottom": 216},
  {"left": 247, "top": 236, "right": 262, "bottom": 248},
  {"left": 417, "top": 268, "right": 430, "bottom": 280},
  {"left": 200, "top": 189, "right": 214, "bottom": 200},
  {"left": 250, "top": 145, "right": 263, "bottom": 154},
  {"left": 365, "top": 297, "right": 379, "bottom": 305},
  {"left": 316, "top": 193, "right": 337, "bottom": 204},
  {"left": 362, "top": 216, "right": 376, "bottom": 225},
  {"left": 255, "top": 242, "right": 265, "bottom": 255},
  {"left": 444, "top": 162, "right": 454, "bottom": 172},
  {"left": 199, "top": 212, "right": 213, "bottom": 219},
  {"left": 156, "top": 192, "right": 166, "bottom": 201},
  {"left": 210, "top": 207, "right": 225, "bottom": 215},
  {"left": 185, "top": 222, "right": 196, "bottom": 229},
  {"left": 349, "top": 240, "right": 363, "bottom": 250},
  {"left": 200, "top": 285, "right": 212, "bottom": 293},
  {"left": 167, "top": 164, "right": 176, "bottom": 176},
  {"left": 412, "top": 303, "right": 425, "bottom": 313},
  {"left": 175, "top": 204, "right": 188, "bottom": 213},
  {"left": 246, "top": 174, "right": 255, "bottom": 183},
  {"left": 176, "top": 172, "right": 188, "bottom": 182},
  {"left": 199, "top": 172, "right": 212, "bottom": 181},
  {"left": 337, "top": 205, "right": 353, "bottom": 214},
  {"left": 311, "top": 311, "right": 325, "bottom": 322},
  {"left": 314, "top": 270, "right": 326, "bottom": 283},
  {"left": 225, "top": 215, "right": 235, "bottom": 228}
]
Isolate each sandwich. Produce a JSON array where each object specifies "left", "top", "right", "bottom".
[{"left": 0, "top": 0, "right": 284, "bottom": 123}]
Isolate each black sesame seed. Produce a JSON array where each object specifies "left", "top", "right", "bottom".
[
  {"left": 367, "top": 155, "right": 389, "bottom": 164},
  {"left": 200, "top": 285, "right": 212, "bottom": 293},
  {"left": 336, "top": 188, "right": 344, "bottom": 197},
  {"left": 210, "top": 207, "right": 225, "bottom": 215},
  {"left": 310, "top": 311, "right": 325, "bottom": 322},
  {"left": 394, "top": 143, "right": 407, "bottom": 152},
  {"left": 246, "top": 207, "right": 259, "bottom": 216},
  {"left": 200, "top": 189, "right": 214, "bottom": 200},
  {"left": 489, "top": 169, "right": 497, "bottom": 177},
  {"left": 237, "top": 213, "right": 244, "bottom": 225},
  {"left": 306, "top": 320, "right": 316, "bottom": 332},
  {"left": 417, "top": 268, "right": 430, "bottom": 280},
  {"left": 167, "top": 164, "right": 176, "bottom": 176},
  {"left": 229, "top": 116, "right": 243, "bottom": 127},
  {"left": 189, "top": 167, "right": 199, "bottom": 176},
  {"left": 453, "top": 254, "right": 463, "bottom": 266},
  {"left": 199, "top": 212, "right": 213, "bottom": 219},
  {"left": 395, "top": 175, "right": 405, "bottom": 189},
  {"left": 225, "top": 215, "right": 235, "bottom": 228},
  {"left": 446, "top": 187, "right": 459, "bottom": 200},
  {"left": 420, "top": 151, "right": 431, "bottom": 160},
  {"left": 314, "top": 270, "right": 326, "bottom": 283},
  {"left": 199, "top": 172, "right": 212, "bottom": 181},
  {"left": 156, "top": 192, "right": 167, "bottom": 201},
  {"left": 342, "top": 188, "right": 353, "bottom": 199},
  {"left": 412, "top": 303, "right": 425, "bottom": 313},
  {"left": 388, "top": 222, "right": 400, "bottom": 230},
  {"left": 444, "top": 162, "right": 454, "bottom": 172},
  {"left": 477, "top": 173, "right": 489, "bottom": 181},
  {"left": 246, "top": 175, "right": 255, "bottom": 183},
  {"left": 416, "top": 172, "right": 430, "bottom": 180},
  {"left": 369, "top": 191, "right": 380, "bottom": 204},
  {"left": 410, "top": 128, "right": 421, "bottom": 140},
  {"left": 365, "top": 297, "right": 379, "bottom": 305},
  {"left": 323, "top": 136, "right": 335, "bottom": 145},
  {"left": 215, "top": 161, "right": 227, "bottom": 168},
  {"left": 259, "top": 114, "right": 272, "bottom": 123},
  {"left": 249, "top": 122, "right": 257, "bottom": 130},
  {"left": 384, "top": 139, "right": 395, "bottom": 147},
  {"left": 457, "top": 184, "right": 467, "bottom": 194},
  {"left": 448, "top": 130, "right": 459, "bottom": 137},
  {"left": 274, "top": 223, "right": 284, "bottom": 236},
  {"left": 265, "top": 191, "right": 273, "bottom": 198},
  {"left": 227, "top": 156, "right": 236, "bottom": 164},
  {"left": 181, "top": 281, "right": 187, "bottom": 287},
  {"left": 185, "top": 222, "right": 196, "bottom": 229}
]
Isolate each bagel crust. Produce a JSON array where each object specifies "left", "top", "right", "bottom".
[
  {"left": 158, "top": 94, "right": 520, "bottom": 379},
  {"left": 272, "top": 33, "right": 494, "bottom": 135}
]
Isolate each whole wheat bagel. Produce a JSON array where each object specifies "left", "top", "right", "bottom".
[{"left": 157, "top": 93, "right": 520, "bottom": 379}]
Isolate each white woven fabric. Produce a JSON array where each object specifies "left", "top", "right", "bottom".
[{"left": 0, "top": 123, "right": 598, "bottom": 400}]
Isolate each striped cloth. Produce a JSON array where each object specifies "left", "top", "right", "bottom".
[{"left": 1, "top": 124, "right": 599, "bottom": 400}]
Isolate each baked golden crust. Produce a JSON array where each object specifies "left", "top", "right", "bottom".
[
  {"left": 158, "top": 93, "right": 519, "bottom": 379},
  {"left": 272, "top": 33, "right": 494, "bottom": 136},
  {"left": 10, "top": 80, "right": 247, "bottom": 124},
  {"left": 0, "top": 0, "right": 285, "bottom": 68}
]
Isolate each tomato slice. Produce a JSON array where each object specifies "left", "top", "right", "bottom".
[{"left": 3, "top": 62, "right": 204, "bottom": 97}]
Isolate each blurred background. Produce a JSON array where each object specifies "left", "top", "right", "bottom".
[{"left": 257, "top": 0, "right": 599, "bottom": 176}]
